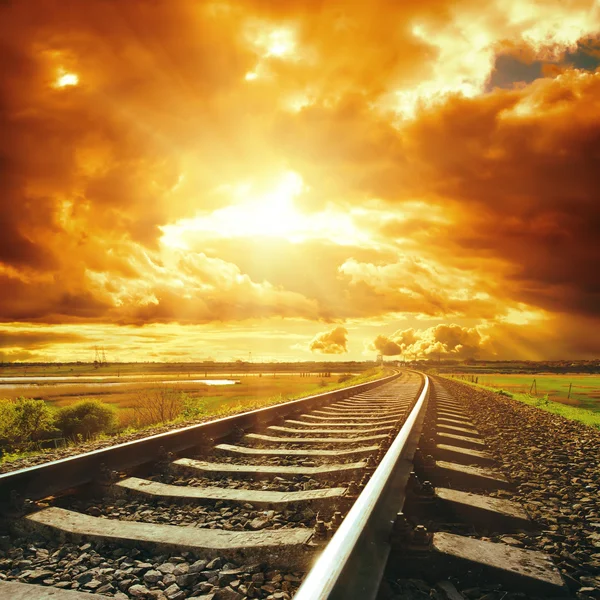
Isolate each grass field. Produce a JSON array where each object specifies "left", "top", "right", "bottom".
[
  {"left": 451, "top": 373, "right": 600, "bottom": 412},
  {"left": 0, "top": 367, "right": 392, "bottom": 463},
  {"left": 447, "top": 372, "right": 600, "bottom": 429},
  {"left": 446, "top": 375, "right": 600, "bottom": 430},
  {"left": 0, "top": 369, "right": 389, "bottom": 429}
]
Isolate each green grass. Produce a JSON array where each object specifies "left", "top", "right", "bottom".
[
  {"left": 449, "top": 373, "right": 600, "bottom": 412},
  {"left": 446, "top": 377, "right": 600, "bottom": 430}
]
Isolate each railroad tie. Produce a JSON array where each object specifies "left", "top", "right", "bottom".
[
  {"left": 437, "top": 415, "right": 476, "bottom": 428},
  {"left": 431, "top": 533, "right": 565, "bottom": 596},
  {"left": 434, "top": 487, "right": 534, "bottom": 529},
  {"left": 267, "top": 424, "right": 393, "bottom": 435},
  {"left": 436, "top": 432, "right": 487, "bottom": 450},
  {"left": 434, "top": 443, "right": 496, "bottom": 467},
  {"left": 214, "top": 442, "right": 379, "bottom": 457},
  {"left": 310, "top": 408, "right": 406, "bottom": 418},
  {"left": 244, "top": 432, "right": 388, "bottom": 445},
  {"left": 299, "top": 414, "right": 401, "bottom": 422},
  {"left": 436, "top": 410, "right": 469, "bottom": 421},
  {"left": 435, "top": 423, "right": 479, "bottom": 436},
  {"left": 331, "top": 400, "right": 408, "bottom": 408},
  {"left": 25, "top": 507, "right": 315, "bottom": 569},
  {"left": 284, "top": 418, "right": 398, "bottom": 428},
  {"left": 116, "top": 477, "right": 347, "bottom": 508},
  {"left": 171, "top": 457, "right": 367, "bottom": 479}
]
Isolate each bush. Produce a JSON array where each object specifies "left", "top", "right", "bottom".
[
  {"left": 337, "top": 373, "right": 353, "bottom": 384},
  {"left": 0, "top": 398, "right": 55, "bottom": 451},
  {"left": 0, "top": 402, "right": 12, "bottom": 445},
  {"left": 55, "top": 400, "right": 116, "bottom": 440},
  {"left": 180, "top": 395, "right": 207, "bottom": 420},
  {"left": 132, "top": 387, "right": 184, "bottom": 427}
]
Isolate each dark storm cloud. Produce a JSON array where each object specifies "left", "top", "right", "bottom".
[{"left": 401, "top": 71, "right": 600, "bottom": 319}]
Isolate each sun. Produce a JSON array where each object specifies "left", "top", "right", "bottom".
[
  {"left": 160, "top": 170, "right": 369, "bottom": 249},
  {"left": 249, "top": 23, "right": 297, "bottom": 60},
  {"left": 160, "top": 172, "right": 305, "bottom": 248},
  {"left": 241, "top": 171, "right": 304, "bottom": 235},
  {"left": 216, "top": 171, "right": 305, "bottom": 238},
  {"left": 53, "top": 69, "right": 79, "bottom": 88},
  {"left": 264, "top": 29, "right": 295, "bottom": 57}
]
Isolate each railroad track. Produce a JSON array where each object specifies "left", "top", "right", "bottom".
[{"left": 0, "top": 372, "right": 570, "bottom": 600}]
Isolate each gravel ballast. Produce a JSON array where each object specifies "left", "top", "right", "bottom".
[
  {"left": 55, "top": 497, "right": 319, "bottom": 531},
  {"left": 438, "top": 377, "right": 600, "bottom": 598},
  {"left": 0, "top": 538, "right": 304, "bottom": 599}
]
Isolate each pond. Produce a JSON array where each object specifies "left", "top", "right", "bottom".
[{"left": 0, "top": 378, "right": 239, "bottom": 389}]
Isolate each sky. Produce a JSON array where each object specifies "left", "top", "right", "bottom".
[{"left": 1, "top": 0, "right": 600, "bottom": 363}]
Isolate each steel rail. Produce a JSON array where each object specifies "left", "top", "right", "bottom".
[
  {"left": 295, "top": 373, "right": 429, "bottom": 600},
  {"left": 0, "top": 372, "right": 399, "bottom": 508}
]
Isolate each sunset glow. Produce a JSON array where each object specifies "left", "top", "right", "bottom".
[
  {"left": 54, "top": 70, "right": 79, "bottom": 88},
  {"left": 160, "top": 171, "right": 369, "bottom": 247},
  {"left": 1, "top": 1, "right": 600, "bottom": 363},
  {"left": 251, "top": 25, "right": 297, "bottom": 58}
]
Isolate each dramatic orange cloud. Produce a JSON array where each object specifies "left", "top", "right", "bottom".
[
  {"left": 370, "top": 325, "right": 486, "bottom": 359},
  {"left": 1, "top": 0, "right": 599, "bottom": 361},
  {"left": 309, "top": 327, "right": 348, "bottom": 355}
]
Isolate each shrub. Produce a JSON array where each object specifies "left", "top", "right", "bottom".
[
  {"left": 132, "top": 387, "right": 184, "bottom": 427},
  {"left": 0, "top": 398, "right": 55, "bottom": 451},
  {"left": 180, "top": 395, "right": 207, "bottom": 420},
  {"left": 0, "top": 402, "right": 12, "bottom": 444},
  {"left": 55, "top": 400, "right": 116, "bottom": 440},
  {"left": 337, "top": 373, "right": 353, "bottom": 384}
]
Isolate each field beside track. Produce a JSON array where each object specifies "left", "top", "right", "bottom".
[
  {"left": 0, "top": 367, "right": 390, "bottom": 467},
  {"left": 0, "top": 368, "right": 386, "bottom": 430},
  {"left": 449, "top": 373, "right": 600, "bottom": 412}
]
